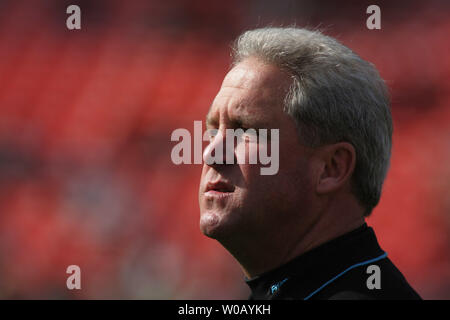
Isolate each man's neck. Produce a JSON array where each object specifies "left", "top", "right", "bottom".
[{"left": 220, "top": 209, "right": 365, "bottom": 279}]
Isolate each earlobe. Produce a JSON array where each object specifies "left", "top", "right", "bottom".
[{"left": 316, "top": 142, "right": 356, "bottom": 195}]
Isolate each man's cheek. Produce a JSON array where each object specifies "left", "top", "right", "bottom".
[
  {"left": 234, "top": 131, "right": 280, "bottom": 176},
  {"left": 235, "top": 138, "right": 259, "bottom": 166}
]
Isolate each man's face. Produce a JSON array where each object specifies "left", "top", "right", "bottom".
[{"left": 198, "top": 57, "right": 316, "bottom": 241}]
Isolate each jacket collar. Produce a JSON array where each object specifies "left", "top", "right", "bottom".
[{"left": 245, "top": 223, "right": 385, "bottom": 299}]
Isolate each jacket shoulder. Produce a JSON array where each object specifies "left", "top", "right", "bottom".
[{"left": 315, "top": 258, "right": 422, "bottom": 300}]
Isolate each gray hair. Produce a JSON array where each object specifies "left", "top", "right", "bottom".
[{"left": 232, "top": 27, "right": 392, "bottom": 216}]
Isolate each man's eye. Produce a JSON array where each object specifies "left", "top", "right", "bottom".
[
  {"left": 206, "top": 129, "right": 218, "bottom": 141},
  {"left": 242, "top": 128, "right": 258, "bottom": 136}
]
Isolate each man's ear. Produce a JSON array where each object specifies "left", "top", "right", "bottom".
[{"left": 315, "top": 142, "right": 356, "bottom": 195}]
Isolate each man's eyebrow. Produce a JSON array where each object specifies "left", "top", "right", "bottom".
[
  {"left": 205, "top": 103, "right": 269, "bottom": 128},
  {"left": 205, "top": 110, "right": 217, "bottom": 127},
  {"left": 232, "top": 112, "right": 267, "bottom": 126}
]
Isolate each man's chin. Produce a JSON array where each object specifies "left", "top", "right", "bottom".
[{"left": 200, "top": 211, "right": 227, "bottom": 239}]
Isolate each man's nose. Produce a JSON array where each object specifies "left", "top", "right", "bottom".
[{"left": 203, "top": 129, "right": 235, "bottom": 166}]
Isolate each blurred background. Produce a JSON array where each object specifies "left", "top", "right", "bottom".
[{"left": 0, "top": 0, "right": 448, "bottom": 299}]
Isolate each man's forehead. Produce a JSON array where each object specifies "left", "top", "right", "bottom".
[
  {"left": 222, "top": 63, "right": 259, "bottom": 90},
  {"left": 207, "top": 58, "right": 292, "bottom": 122},
  {"left": 222, "top": 58, "right": 291, "bottom": 90},
  {"left": 207, "top": 88, "right": 273, "bottom": 125}
]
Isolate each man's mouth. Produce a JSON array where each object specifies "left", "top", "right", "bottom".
[{"left": 205, "top": 180, "right": 235, "bottom": 196}]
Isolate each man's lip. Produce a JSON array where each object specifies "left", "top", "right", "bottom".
[
  {"left": 205, "top": 180, "right": 235, "bottom": 193},
  {"left": 204, "top": 190, "right": 233, "bottom": 198}
]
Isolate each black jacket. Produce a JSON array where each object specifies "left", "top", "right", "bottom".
[{"left": 246, "top": 224, "right": 422, "bottom": 300}]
